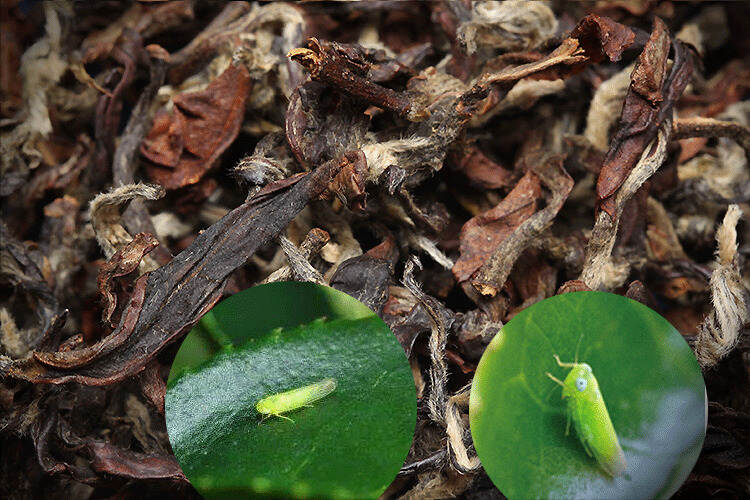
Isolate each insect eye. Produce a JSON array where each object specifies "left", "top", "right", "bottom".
[{"left": 575, "top": 378, "right": 587, "bottom": 392}]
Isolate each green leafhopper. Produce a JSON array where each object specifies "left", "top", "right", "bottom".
[
  {"left": 546, "top": 352, "right": 627, "bottom": 477},
  {"left": 255, "top": 378, "right": 337, "bottom": 423}
]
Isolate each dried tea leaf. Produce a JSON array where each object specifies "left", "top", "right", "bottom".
[
  {"left": 140, "top": 108, "right": 184, "bottom": 168},
  {"left": 449, "top": 143, "right": 514, "bottom": 189},
  {"left": 330, "top": 235, "right": 398, "bottom": 315},
  {"left": 144, "top": 64, "right": 251, "bottom": 190},
  {"left": 597, "top": 19, "right": 695, "bottom": 218},
  {"left": 478, "top": 38, "right": 588, "bottom": 89},
  {"left": 630, "top": 18, "right": 671, "bottom": 105},
  {"left": 264, "top": 228, "right": 330, "bottom": 284},
  {"left": 556, "top": 280, "right": 593, "bottom": 295},
  {"left": 86, "top": 442, "right": 186, "bottom": 481},
  {"left": 645, "top": 197, "right": 688, "bottom": 261},
  {"left": 471, "top": 157, "right": 574, "bottom": 296},
  {"left": 289, "top": 38, "right": 421, "bottom": 121},
  {"left": 569, "top": 14, "right": 635, "bottom": 63},
  {"left": 453, "top": 171, "right": 542, "bottom": 283},
  {"left": 286, "top": 81, "right": 370, "bottom": 169},
  {"left": 325, "top": 149, "right": 369, "bottom": 210},
  {"left": 475, "top": 14, "right": 633, "bottom": 95},
  {"left": 97, "top": 232, "right": 160, "bottom": 328},
  {"left": 0, "top": 223, "right": 61, "bottom": 353},
  {"left": 80, "top": 1, "right": 193, "bottom": 63},
  {"left": 2, "top": 154, "right": 351, "bottom": 384}
]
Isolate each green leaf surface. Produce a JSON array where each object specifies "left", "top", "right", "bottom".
[
  {"left": 167, "top": 282, "right": 375, "bottom": 384},
  {"left": 166, "top": 292, "right": 415, "bottom": 500},
  {"left": 470, "top": 291, "right": 706, "bottom": 500}
]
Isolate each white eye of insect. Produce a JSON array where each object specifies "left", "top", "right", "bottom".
[{"left": 575, "top": 377, "right": 587, "bottom": 392}]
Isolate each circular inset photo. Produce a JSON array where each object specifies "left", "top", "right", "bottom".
[
  {"left": 470, "top": 291, "right": 706, "bottom": 499},
  {"left": 165, "top": 282, "right": 416, "bottom": 500}
]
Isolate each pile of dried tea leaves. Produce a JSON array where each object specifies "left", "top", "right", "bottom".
[{"left": 1, "top": 1, "right": 748, "bottom": 498}]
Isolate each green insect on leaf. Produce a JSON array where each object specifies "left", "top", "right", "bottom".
[
  {"left": 546, "top": 348, "right": 627, "bottom": 477},
  {"left": 256, "top": 378, "right": 337, "bottom": 424}
]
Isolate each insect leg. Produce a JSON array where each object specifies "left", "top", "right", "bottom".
[
  {"left": 579, "top": 432, "right": 594, "bottom": 457},
  {"left": 273, "top": 413, "right": 295, "bottom": 424}
]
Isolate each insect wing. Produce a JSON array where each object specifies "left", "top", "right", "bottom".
[
  {"left": 301, "top": 378, "right": 338, "bottom": 405},
  {"left": 568, "top": 373, "right": 627, "bottom": 477},
  {"left": 256, "top": 378, "right": 337, "bottom": 417}
]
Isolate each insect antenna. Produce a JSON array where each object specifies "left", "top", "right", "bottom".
[
  {"left": 574, "top": 332, "right": 584, "bottom": 364},
  {"left": 551, "top": 333, "right": 586, "bottom": 369},
  {"left": 553, "top": 354, "right": 577, "bottom": 368},
  {"left": 546, "top": 372, "right": 565, "bottom": 387}
]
